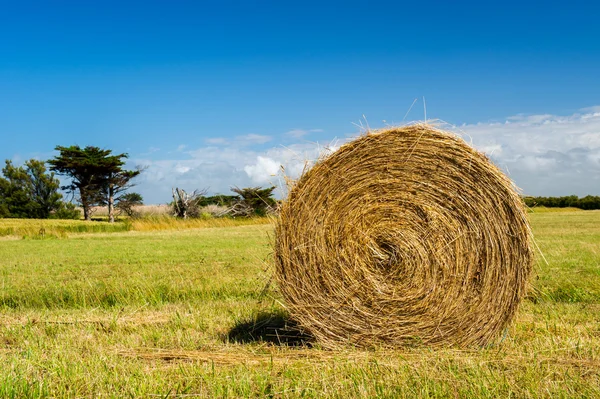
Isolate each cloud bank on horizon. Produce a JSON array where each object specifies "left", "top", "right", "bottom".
[{"left": 132, "top": 108, "right": 600, "bottom": 204}]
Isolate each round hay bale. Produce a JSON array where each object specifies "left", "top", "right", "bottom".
[{"left": 274, "top": 124, "right": 534, "bottom": 348}]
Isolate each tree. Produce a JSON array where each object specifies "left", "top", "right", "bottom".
[
  {"left": 198, "top": 194, "right": 239, "bottom": 207},
  {"left": 0, "top": 161, "right": 31, "bottom": 218},
  {"left": 0, "top": 159, "right": 63, "bottom": 218},
  {"left": 51, "top": 202, "right": 81, "bottom": 219},
  {"left": 48, "top": 146, "right": 111, "bottom": 221},
  {"left": 24, "top": 159, "right": 64, "bottom": 218},
  {"left": 116, "top": 192, "right": 144, "bottom": 217},
  {"left": 102, "top": 168, "right": 143, "bottom": 222},
  {"left": 522, "top": 195, "right": 600, "bottom": 210},
  {"left": 229, "top": 186, "right": 277, "bottom": 217},
  {"left": 48, "top": 146, "right": 141, "bottom": 222}
]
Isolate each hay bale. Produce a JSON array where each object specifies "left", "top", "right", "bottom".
[{"left": 274, "top": 124, "right": 534, "bottom": 348}]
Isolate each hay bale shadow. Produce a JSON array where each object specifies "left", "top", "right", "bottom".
[{"left": 227, "top": 312, "right": 314, "bottom": 347}]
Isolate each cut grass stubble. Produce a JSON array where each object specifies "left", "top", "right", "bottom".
[{"left": 0, "top": 212, "right": 598, "bottom": 397}]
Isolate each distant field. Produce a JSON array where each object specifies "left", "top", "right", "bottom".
[
  {"left": 90, "top": 204, "right": 173, "bottom": 217},
  {"left": 0, "top": 216, "right": 272, "bottom": 239},
  {"left": 527, "top": 205, "right": 583, "bottom": 213},
  {"left": 0, "top": 211, "right": 598, "bottom": 397},
  {"left": 0, "top": 218, "right": 130, "bottom": 238}
]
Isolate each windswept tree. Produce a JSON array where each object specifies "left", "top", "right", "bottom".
[
  {"left": 115, "top": 192, "right": 144, "bottom": 217},
  {"left": 48, "top": 146, "right": 110, "bottom": 220},
  {"left": 101, "top": 167, "right": 143, "bottom": 222},
  {"left": 230, "top": 186, "right": 277, "bottom": 217},
  {"left": 48, "top": 146, "right": 142, "bottom": 222}
]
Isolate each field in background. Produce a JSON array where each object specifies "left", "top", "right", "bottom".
[
  {"left": 527, "top": 206, "right": 583, "bottom": 213},
  {"left": 0, "top": 218, "right": 130, "bottom": 238},
  {"left": 0, "top": 211, "right": 598, "bottom": 397},
  {"left": 0, "top": 203, "right": 577, "bottom": 239},
  {"left": 90, "top": 204, "right": 173, "bottom": 217},
  {"left": 0, "top": 215, "right": 272, "bottom": 239},
  {"left": 91, "top": 204, "right": 230, "bottom": 218}
]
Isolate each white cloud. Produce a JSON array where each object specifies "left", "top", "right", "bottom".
[
  {"left": 132, "top": 141, "right": 341, "bottom": 203},
  {"left": 244, "top": 156, "right": 281, "bottom": 184},
  {"left": 581, "top": 106, "right": 600, "bottom": 113},
  {"left": 133, "top": 107, "right": 600, "bottom": 203},
  {"left": 458, "top": 107, "right": 600, "bottom": 196},
  {"left": 285, "top": 128, "right": 324, "bottom": 139},
  {"left": 203, "top": 134, "right": 272, "bottom": 147},
  {"left": 139, "top": 147, "right": 160, "bottom": 156},
  {"left": 205, "top": 137, "right": 229, "bottom": 145},
  {"left": 174, "top": 165, "right": 191, "bottom": 174},
  {"left": 236, "top": 134, "right": 272, "bottom": 145},
  {"left": 286, "top": 129, "right": 309, "bottom": 139}
]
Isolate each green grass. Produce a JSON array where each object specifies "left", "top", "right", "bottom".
[
  {"left": 529, "top": 211, "right": 600, "bottom": 303},
  {"left": 0, "top": 212, "right": 598, "bottom": 397}
]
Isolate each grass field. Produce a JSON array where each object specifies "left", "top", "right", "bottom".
[
  {"left": 0, "top": 216, "right": 272, "bottom": 239},
  {"left": 0, "top": 211, "right": 598, "bottom": 397}
]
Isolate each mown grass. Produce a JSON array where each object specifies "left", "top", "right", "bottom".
[
  {"left": 129, "top": 215, "right": 272, "bottom": 232},
  {"left": 0, "top": 211, "right": 598, "bottom": 397}
]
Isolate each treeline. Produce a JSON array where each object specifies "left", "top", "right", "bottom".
[
  {"left": 1, "top": 145, "right": 142, "bottom": 221},
  {"left": 523, "top": 195, "right": 600, "bottom": 210},
  {"left": 0, "top": 144, "right": 278, "bottom": 221},
  {"left": 172, "top": 186, "right": 277, "bottom": 219},
  {"left": 0, "top": 159, "right": 80, "bottom": 219},
  {"left": 6, "top": 144, "right": 598, "bottom": 220}
]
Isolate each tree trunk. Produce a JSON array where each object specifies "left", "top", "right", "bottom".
[
  {"left": 81, "top": 190, "right": 91, "bottom": 221},
  {"left": 108, "top": 184, "right": 115, "bottom": 223}
]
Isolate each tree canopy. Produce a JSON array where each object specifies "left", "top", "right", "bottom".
[
  {"left": 523, "top": 195, "right": 600, "bottom": 210},
  {"left": 48, "top": 146, "right": 141, "bottom": 221},
  {"left": 0, "top": 159, "right": 64, "bottom": 218},
  {"left": 115, "top": 192, "right": 144, "bottom": 217},
  {"left": 230, "top": 186, "right": 277, "bottom": 216}
]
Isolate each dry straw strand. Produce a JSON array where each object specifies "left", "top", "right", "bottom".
[{"left": 275, "top": 123, "right": 534, "bottom": 349}]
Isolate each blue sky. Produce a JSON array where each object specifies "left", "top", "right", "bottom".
[{"left": 1, "top": 1, "right": 599, "bottom": 203}]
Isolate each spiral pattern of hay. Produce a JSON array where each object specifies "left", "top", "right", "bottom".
[{"left": 275, "top": 124, "right": 534, "bottom": 348}]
